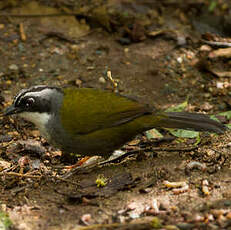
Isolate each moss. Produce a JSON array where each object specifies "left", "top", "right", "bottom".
[
  {"left": 150, "top": 217, "right": 162, "bottom": 229},
  {"left": 96, "top": 175, "right": 107, "bottom": 187}
]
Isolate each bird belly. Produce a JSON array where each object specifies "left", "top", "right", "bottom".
[
  {"left": 48, "top": 114, "right": 157, "bottom": 157},
  {"left": 56, "top": 120, "right": 152, "bottom": 156}
]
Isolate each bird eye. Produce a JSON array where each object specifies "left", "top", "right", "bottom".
[{"left": 25, "top": 98, "right": 35, "bottom": 108}]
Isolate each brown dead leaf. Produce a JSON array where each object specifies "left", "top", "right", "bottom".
[{"left": 61, "top": 173, "right": 136, "bottom": 203}]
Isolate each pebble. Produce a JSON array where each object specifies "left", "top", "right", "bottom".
[
  {"left": 31, "top": 159, "right": 41, "bottom": 170},
  {"left": 80, "top": 214, "right": 93, "bottom": 225},
  {"left": 177, "top": 36, "right": 187, "bottom": 46},
  {"left": 99, "top": 77, "right": 106, "bottom": 84},
  {"left": 216, "top": 82, "right": 224, "bottom": 89},
  {"left": 199, "top": 45, "right": 212, "bottom": 52},
  {"left": 9, "top": 64, "right": 19, "bottom": 71},
  {"left": 177, "top": 57, "right": 183, "bottom": 63},
  {"left": 204, "top": 93, "right": 211, "bottom": 98},
  {"left": 224, "top": 200, "right": 231, "bottom": 207},
  {"left": 118, "top": 37, "right": 131, "bottom": 45},
  {"left": 75, "top": 79, "right": 82, "bottom": 87},
  {"left": 176, "top": 223, "right": 194, "bottom": 230}
]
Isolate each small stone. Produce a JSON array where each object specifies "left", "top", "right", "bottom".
[
  {"left": 99, "top": 77, "right": 106, "bottom": 84},
  {"left": 204, "top": 93, "right": 211, "bottom": 98},
  {"left": 224, "top": 200, "right": 231, "bottom": 207},
  {"left": 124, "top": 48, "right": 129, "bottom": 53},
  {"left": 70, "top": 44, "right": 80, "bottom": 52},
  {"left": 200, "top": 45, "right": 212, "bottom": 52},
  {"left": 177, "top": 223, "right": 194, "bottom": 230},
  {"left": 80, "top": 214, "right": 93, "bottom": 225},
  {"left": 9, "top": 64, "right": 19, "bottom": 71},
  {"left": 206, "top": 149, "right": 215, "bottom": 156},
  {"left": 216, "top": 82, "right": 224, "bottom": 89},
  {"left": 177, "top": 36, "right": 187, "bottom": 46},
  {"left": 118, "top": 37, "right": 131, "bottom": 45},
  {"left": 177, "top": 57, "right": 183, "bottom": 63},
  {"left": 75, "top": 79, "right": 82, "bottom": 87},
  {"left": 31, "top": 159, "right": 41, "bottom": 170}
]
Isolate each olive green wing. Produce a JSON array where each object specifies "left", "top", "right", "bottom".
[{"left": 60, "top": 88, "right": 151, "bottom": 135}]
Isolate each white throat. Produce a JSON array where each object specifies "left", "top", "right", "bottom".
[{"left": 19, "top": 112, "right": 51, "bottom": 138}]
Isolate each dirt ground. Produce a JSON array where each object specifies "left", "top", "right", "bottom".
[{"left": 1, "top": 1, "right": 231, "bottom": 229}]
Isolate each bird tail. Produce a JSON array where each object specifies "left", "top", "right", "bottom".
[{"left": 155, "top": 112, "right": 227, "bottom": 134}]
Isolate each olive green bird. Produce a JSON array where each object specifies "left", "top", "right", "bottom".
[{"left": 4, "top": 86, "right": 226, "bottom": 158}]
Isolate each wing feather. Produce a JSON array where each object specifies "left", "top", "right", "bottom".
[{"left": 60, "top": 88, "right": 151, "bottom": 135}]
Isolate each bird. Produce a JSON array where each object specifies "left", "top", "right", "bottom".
[{"left": 3, "top": 85, "right": 226, "bottom": 160}]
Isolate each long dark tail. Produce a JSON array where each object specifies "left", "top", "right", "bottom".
[{"left": 156, "top": 112, "right": 227, "bottom": 134}]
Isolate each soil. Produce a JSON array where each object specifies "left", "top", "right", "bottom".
[{"left": 1, "top": 1, "right": 231, "bottom": 229}]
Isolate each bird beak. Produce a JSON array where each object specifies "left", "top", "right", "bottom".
[{"left": 3, "top": 105, "right": 21, "bottom": 116}]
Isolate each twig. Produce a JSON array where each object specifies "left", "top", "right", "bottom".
[
  {"left": 202, "top": 39, "right": 231, "bottom": 48},
  {"left": 19, "top": 23, "right": 26, "bottom": 41},
  {"left": 99, "top": 150, "right": 140, "bottom": 166},
  {"left": 61, "top": 161, "right": 100, "bottom": 179},
  {"left": 1, "top": 165, "right": 18, "bottom": 173},
  {"left": 10, "top": 185, "right": 29, "bottom": 194},
  {"left": 0, "top": 171, "right": 41, "bottom": 178},
  {"left": 151, "top": 145, "right": 198, "bottom": 152},
  {"left": 51, "top": 175, "right": 81, "bottom": 186},
  {"left": 107, "top": 71, "right": 118, "bottom": 92},
  {"left": 146, "top": 136, "right": 176, "bottom": 144}
]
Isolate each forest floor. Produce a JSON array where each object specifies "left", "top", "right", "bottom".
[{"left": 1, "top": 0, "right": 231, "bottom": 229}]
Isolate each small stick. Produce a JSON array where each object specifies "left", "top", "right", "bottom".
[
  {"left": 202, "top": 40, "right": 231, "bottom": 48},
  {"left": 51, "top": 175, "right": 81, "bottom": 186},
  {"left": 19, "top": 23, "right": 26, "bottom": 41},
  {"left": 152, "top": 145, "right": 198, "bottom": 152},
  {"left": 107, "top": 71, "right": 118, "bottom": 92},
  {"left": 0, "top": 171, "right": 41, "bottom": 178}
]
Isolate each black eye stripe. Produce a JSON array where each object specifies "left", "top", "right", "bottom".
[
  {"left": 12, "top": 85, "right": 63, "bottom": 114},
  {"left": 16, "top": 96, "right": 36, "bottom": 107},
  {"left": 14, "top": 86, "right": 62, "bottom": 106}
]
